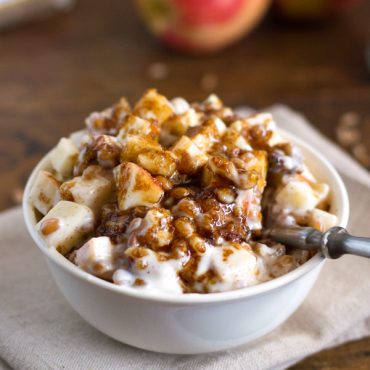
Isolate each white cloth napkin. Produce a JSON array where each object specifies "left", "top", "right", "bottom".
[{"left": 1, "top": 105, "right": 370, "bottom": 370}]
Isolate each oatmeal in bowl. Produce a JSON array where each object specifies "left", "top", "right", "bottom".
[{"left": 28, "top": 89, "right": 339, "bottom": 295}]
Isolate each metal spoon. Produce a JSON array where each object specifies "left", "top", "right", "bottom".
[{"left": 265, "top": 226, "right": 370, "bottom": 259}]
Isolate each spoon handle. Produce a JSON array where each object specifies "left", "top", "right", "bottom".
[
  {"left": 323, "top": 227, "right": 370, "bottom": 259},
  {"left": 266, "top": 226, "right": 370, "bottom": 259}
]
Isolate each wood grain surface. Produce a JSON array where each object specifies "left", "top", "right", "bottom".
[{"left": 0, "top": 0, "right": 369, "bottom": 368}]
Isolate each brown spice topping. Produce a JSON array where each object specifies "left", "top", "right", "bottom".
[
  {"left": 38, "top": 192, "right": 51, "bottom": 205},
  {"left": 133, "top": 278, "right": 146, "bottom": 286},
  {"left": 41, "top": 218, "right": 60, "bottom": 236}
]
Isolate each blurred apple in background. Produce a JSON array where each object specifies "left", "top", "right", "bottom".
[
  {"left": 136, "top": 0, "right": 272, "bottom": 53},
  {"left": 273, "top": 0, "right": 364, "bottom": 22}
]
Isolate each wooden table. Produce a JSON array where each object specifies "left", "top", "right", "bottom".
[{"left": 1, "top": 0, "right": 369, "bottom": 368}]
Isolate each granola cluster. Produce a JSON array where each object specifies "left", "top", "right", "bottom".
[{"left": 29, "top": 90, "right": 338, "bottom": 294}]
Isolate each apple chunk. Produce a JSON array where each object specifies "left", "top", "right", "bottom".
[
  {"left": 36, "top": 200, "right": 95, "bottom": 255},
  {"left": 188, "top": 117, "right": 226, "bottom": 152},
  {"left": 120, "top": 135, "right": 162, "bottom": 163},
  {"left": 50, "top": 137, "right": 79, "bottom": 179},
  {"left": 117, "top": 114, "right": 160, "bottom": 141},
  {"left": 171, "top": 136, "right": 208, "bottom": 174},
  {"left": 309, "top": 208, "right": 338, "bottom": 232},
  {"left": 114, "top": 162, "right": 164, "bottom": 211},
  {"left": 276, "top": 181, "right": 317, "bottom": 211},
  {"left": 75, "top": 236, "right": 116, "bottom": 279},
  {"left": 137, "top": 149, "right": 176, "bottom": 177},
  {"left": 60, "top": 165, "right": 113, "bottom": 215},
  {"left": 133, "top": 89, "right": 174, "bottom": 124},
  {"left": 29, "top": 170, "right": 61, "bottom": 215}
]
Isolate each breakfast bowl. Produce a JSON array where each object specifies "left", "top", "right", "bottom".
[{"left": 23, "top": 124, "right": 349, "bottom": 354}]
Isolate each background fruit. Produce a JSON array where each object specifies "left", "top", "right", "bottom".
[{"left": 136, "top": 0, "right": 272, "bottom": 53}]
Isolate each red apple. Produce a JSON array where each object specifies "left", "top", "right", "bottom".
[
  {"left": 136, "top": 0, "right": 272, "bottom": 53},
  {"left": 273, "top": 0, "right": 364, "bottom": 21}
]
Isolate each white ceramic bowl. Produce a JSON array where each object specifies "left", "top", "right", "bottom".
[{"left": 23, "top": 129, "right": 349, "bottom": 354}]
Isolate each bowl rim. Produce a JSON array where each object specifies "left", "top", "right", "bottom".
[{"left": 23, "top": 128, "right": 349, "bottom": 305}]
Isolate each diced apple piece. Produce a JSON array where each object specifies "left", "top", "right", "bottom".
[
  {"left": 136, "top": 208, "right": 173, "bottom": 250},
  {"left": 231, "top": 113, "right": 284, "bottom": 146},
  {"left": 85, "top": 97, "right": 130, "bottom": 135},
  {"left": 208, "top": 116, "right": 227, "bottom": 136},
  {"left": 29, "top": 170, "right": 61, "bottom": 215},
  {"left": 75, "top": 236, "right": 116, "bottom": 279},
  {"left": 85, "top": 108, "right": 115, "bottom": 134},
  {"left": 222, "top": 128, "right": 252, "bottom": 153},
  {"left": 246, "top": 113, "right": 282, "bottom": 146},
  {"left": 276, "top": 180, "right": 320, "bottom": 212},
  {"left": 120, "top": 135, "right": 162, "bottom": 163},
  {"left": 162, "top": 108, "right": 200, "bottom": 137},
  {"left": 160, "top": 99, "right": 201, "bottom": 147},
  {"left": 69, "top": 129, "right": 89, "bottom": 148},
  {"left": 60, "top": 165, "right": 113, "bottom": 215},
  {"left": 269, "top": 131, "right": 285, "bottom": 146},
  {"left": 189, "top": 117, "right": 226, "bottom": 152},
  {"left": 137, "top": 149, "right": 176, "bottom": 177},
  {"left": 208, "top": 244, "right": 258, "bottom": 292},
  {"left": 213, "top": 107, "right": 234, "bottom": 121},
  {"left": 133, "top": 89, "right": 174, "bottom": 124},
  {"left": 202, "top": 94, "right": 223, "bottom": 111},
  {"left": 245, "top": 112, "right": 274, "bottom": 127},
  {"left": 208, "top": 156, "right": 239, "bottom": 185},
  {"left": 229, "top": 119, "right": 246, "bottom": 133},
  {"left": 36, "top": 201, "right": 94, "bottom": 255},
  {"left": 114, "top": 162, "right": 164, "bottom": 211},
  {"left": 312, "top": 182, "right": 330, "bottom": 204},
  {"left": 309, "top": 208, "right": 338, "bottom": 232},
  {"left": 117, "top": 114, "right": 160, "bottom": 141},
  {"left": 300, "top": 164, "right": 317, "bottom": 183},
  {"left": 112, "top": 97, "right": 131, "bottom": 122},
  {"left": 171, "top": 136, "right": 208, "bottom": 174},
  {"left": 50, "top": 138, "right": 79, "bottom": 179},
  {"left": 171, "top": 97, "right": 190, "bottom": 115}
]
